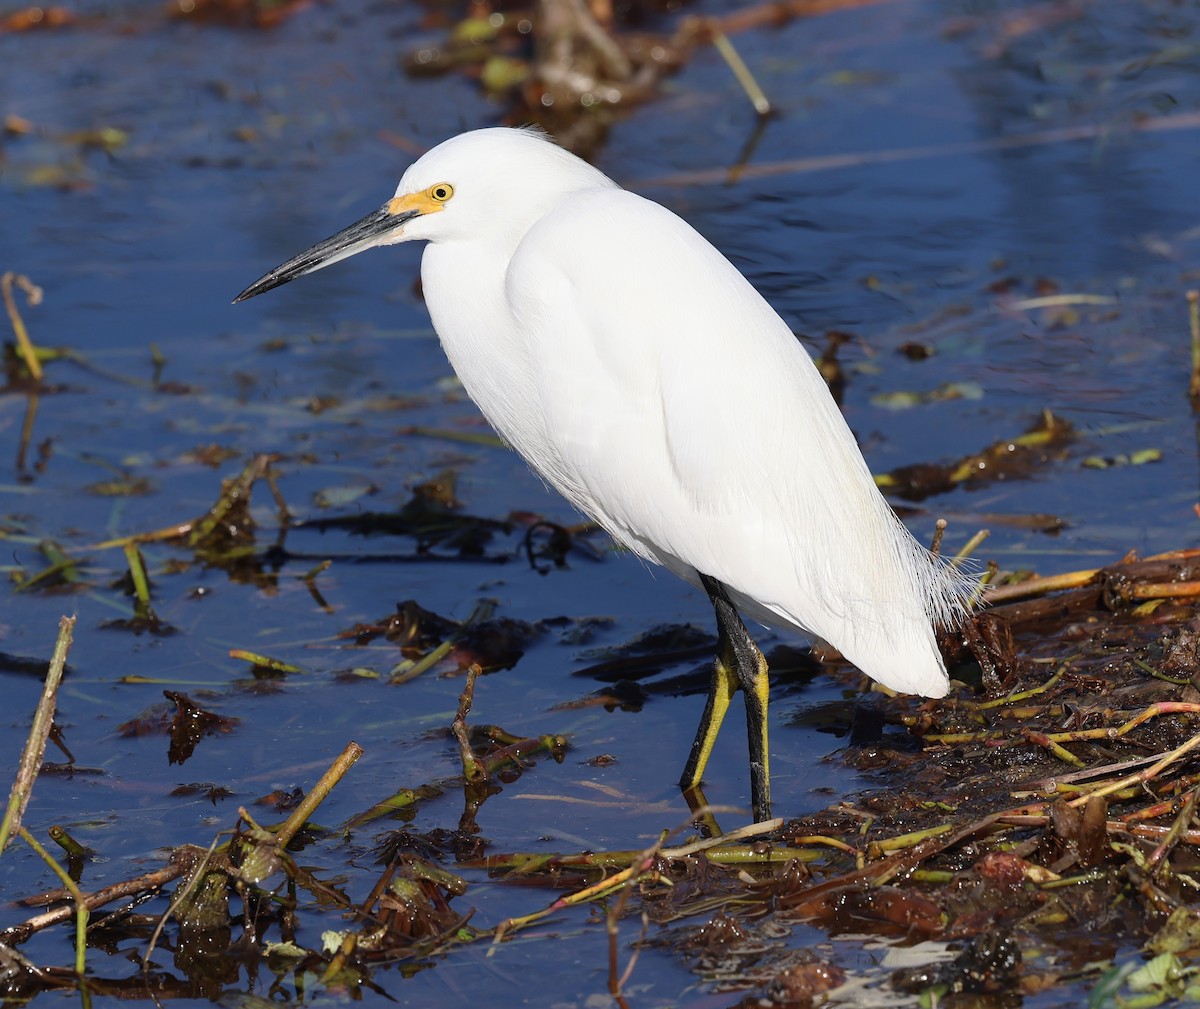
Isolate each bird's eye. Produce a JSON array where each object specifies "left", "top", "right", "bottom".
[{"left": 429, "top": 183, "right": 454, "bottom": 203}]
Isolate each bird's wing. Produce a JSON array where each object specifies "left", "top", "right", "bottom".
[{"left": 505, "top": 189, "right": 959, "bottom": 692}]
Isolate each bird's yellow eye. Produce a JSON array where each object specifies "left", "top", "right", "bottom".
[{"left": 429, "top": 183, "right": 454, "bottom": 203}]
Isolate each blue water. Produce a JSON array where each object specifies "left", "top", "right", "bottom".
[{"left": 2, "top": 0, "right": 1199, "bottom": 1004}]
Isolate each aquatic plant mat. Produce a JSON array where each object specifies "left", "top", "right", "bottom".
[{"left": 7, "top": 548, "right": 1200, "bottom": 1007}]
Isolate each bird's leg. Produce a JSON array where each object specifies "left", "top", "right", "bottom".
[
  {"left": 679, "top": 630, "right": 737, "bottom": 800},
  {"left": 679, "top": 574, "right": 772, "bottom": 822}
]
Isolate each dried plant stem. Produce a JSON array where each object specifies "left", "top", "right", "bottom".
[
  {"left": 400, "top": 425, "right": 506, "bottom": 448},
  {"left": 321, "top": 932, "right": 360, "bottom": 984},
  {"left": 188, "top": 454, "right": 277, "bottom": 547},
  {"left": 926, "top": 701, "right": 1200, "bottom": 747},
  {"left": 86, "top": 454, "right": 279, "bottom": 551},
  {"left": 1031, "top": 751, "right": 1169, "bottom": 791},
  {"left": 392, "top": 639, "right": 453, "bottom": 684},
  {"left": 605, "top": 829, "right": 684, "bottom": 1009},
  {"left": 1065, "top": 730, "right": 1200, "bottom": 808},
  {"left": 968, "top": 666, "right": 1066, "bottom": 709},
  {"left": 1145, "top": 785, "right": 1200, "bottom": 876},
  {"left": 663, "top": 816, "right": 782, "bottom": 856},
  {"left": 467, "top": 839, "right": 807, "bottom": 875},
  {"left": 982, "top": 546, "right": 1200, "bottom": 605},
  {"left": 983, "top": 566, "right": 1099, "bottom": 603},
  {"left": 276, "top": 741, "right": 364, "bottom": 847},
  {"left": 483, "top": 819, "right": 790, "bottom": 950},
  {"left": 493, "top": 834, "right": 666, "bottom": 942},
  {"left": 1024, "top": 730, "right": 1085, "bottom": 768},
  {"left": 452, "top": 665, "right": 486, "bottom": 783},
  {"left": 952, "top": 527, "right": 989, "bottom": 564},
  {"left": 5, "top": 855, "right": 191, "bottom": 947},
  {"left": 868, "top": 823, "right": 955, "bottom": 855},
  {"left": 1, "top": 271, "right": 44, "bottom": 382},
  {"left": 0, "top": 616, "right": 74, "bottom": 854},
  {"left": 88, "top": 520, "right": 198, "bottom": 551},
  {"left": 707, "top": 20, "right": 771, "bottom": 116},
  {"left": 993, "top": 808, "right": 1200, "bottom": 849},
  {"left": 1129, "top": 580, "right": 1200, "bottom": 600},
  {"left": 930, "top": 518, "right": 947, "bottom": 557}
]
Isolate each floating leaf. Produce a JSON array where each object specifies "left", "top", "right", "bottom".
[
  {"left": 871, "top": 381, "right": 983, "bottom": 410},
  {"left": 228, "top": 649, "right": 304, "bottom": 675},
  {"left": 1082, "top": 449, "right": 1162, "bottom": 470},
  {"left": 313, "top": 482, "right": 379, "bottom": 509},
  {"left": 86, "top": 477, "right": 154, "bottom": 497},
  {"left": 1126, "top": 951, "right": 1188, "bottom": 994},
  {"left": 1147, "top": 907, "right": 1200, "bottom": 957}
]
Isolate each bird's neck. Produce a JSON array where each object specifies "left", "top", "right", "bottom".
[{"left": 420, "top": 242, "right": 548, "bottom": 454}]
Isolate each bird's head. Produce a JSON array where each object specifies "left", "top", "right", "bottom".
[{"left": 233, "top": 127, "right": 612, "bottom": 303}]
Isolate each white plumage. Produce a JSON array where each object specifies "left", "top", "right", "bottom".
[{"left": 236, "top": 127, "right": 971, "bottom": 820}]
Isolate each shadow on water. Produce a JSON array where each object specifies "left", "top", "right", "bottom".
[{"left": 3, "top": 0, "right": 1200, "bottom": 1005}]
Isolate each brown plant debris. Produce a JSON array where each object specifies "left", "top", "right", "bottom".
[
  {"left": 341, "top": 599, "right": 542, "bottom": 679},
  {"left": 876, "top": 408, "right": 1074, "bottom": 501},
  {"left": 402, "top": 0, "right": 887, "bottom": 155},
  {"left": 118, "top": 691, "right": 239, "bottom": 765}
]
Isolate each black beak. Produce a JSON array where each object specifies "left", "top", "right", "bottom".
[{"left": 233, "top": 204, "right": 420, "bottom": 303}]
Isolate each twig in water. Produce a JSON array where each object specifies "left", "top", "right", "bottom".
[
  {"left": 608, "top": 835, "right": 664, "bottom": 1009},
  {"left": 1, "top": 271, "right": 44, "bottom": 383},
  {"left": 0, "top": 616, "right": 74, "bottom": 852},
  {"left": 1066, "top": 729, "right": 1200, "bottom": 808},
  {"left": 930, "top": 518, "right": 947, "bottom": 557},
  {"left": 276, "top": 741, "right": 364, "bottom": 847},
  {"left": 1144, "top": 784, "right": 1200, "bottom": 879},
  {"left": 706, "top": 20, "right": 771, "bottom": 116},
  {"left": 452, "top": 665, "right": 486, "bottom": 783},
  {"left": 5, "top": 854, "right": 190, "bottom": 947},
  {"left": 952, "top": 527, "right": 990, "bottom": 565}
]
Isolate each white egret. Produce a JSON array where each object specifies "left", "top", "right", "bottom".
[{"left": 235, "top": 127, "right": 970, "bottom": 821}]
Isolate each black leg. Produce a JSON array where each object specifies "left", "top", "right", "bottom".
[{"left": 679, "top": 574, "right": 772, "bottom": 822}]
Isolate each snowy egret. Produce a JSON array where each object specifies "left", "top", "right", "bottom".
[{"left": 235, "top": 127, "right": 970, "bottom": 821}]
